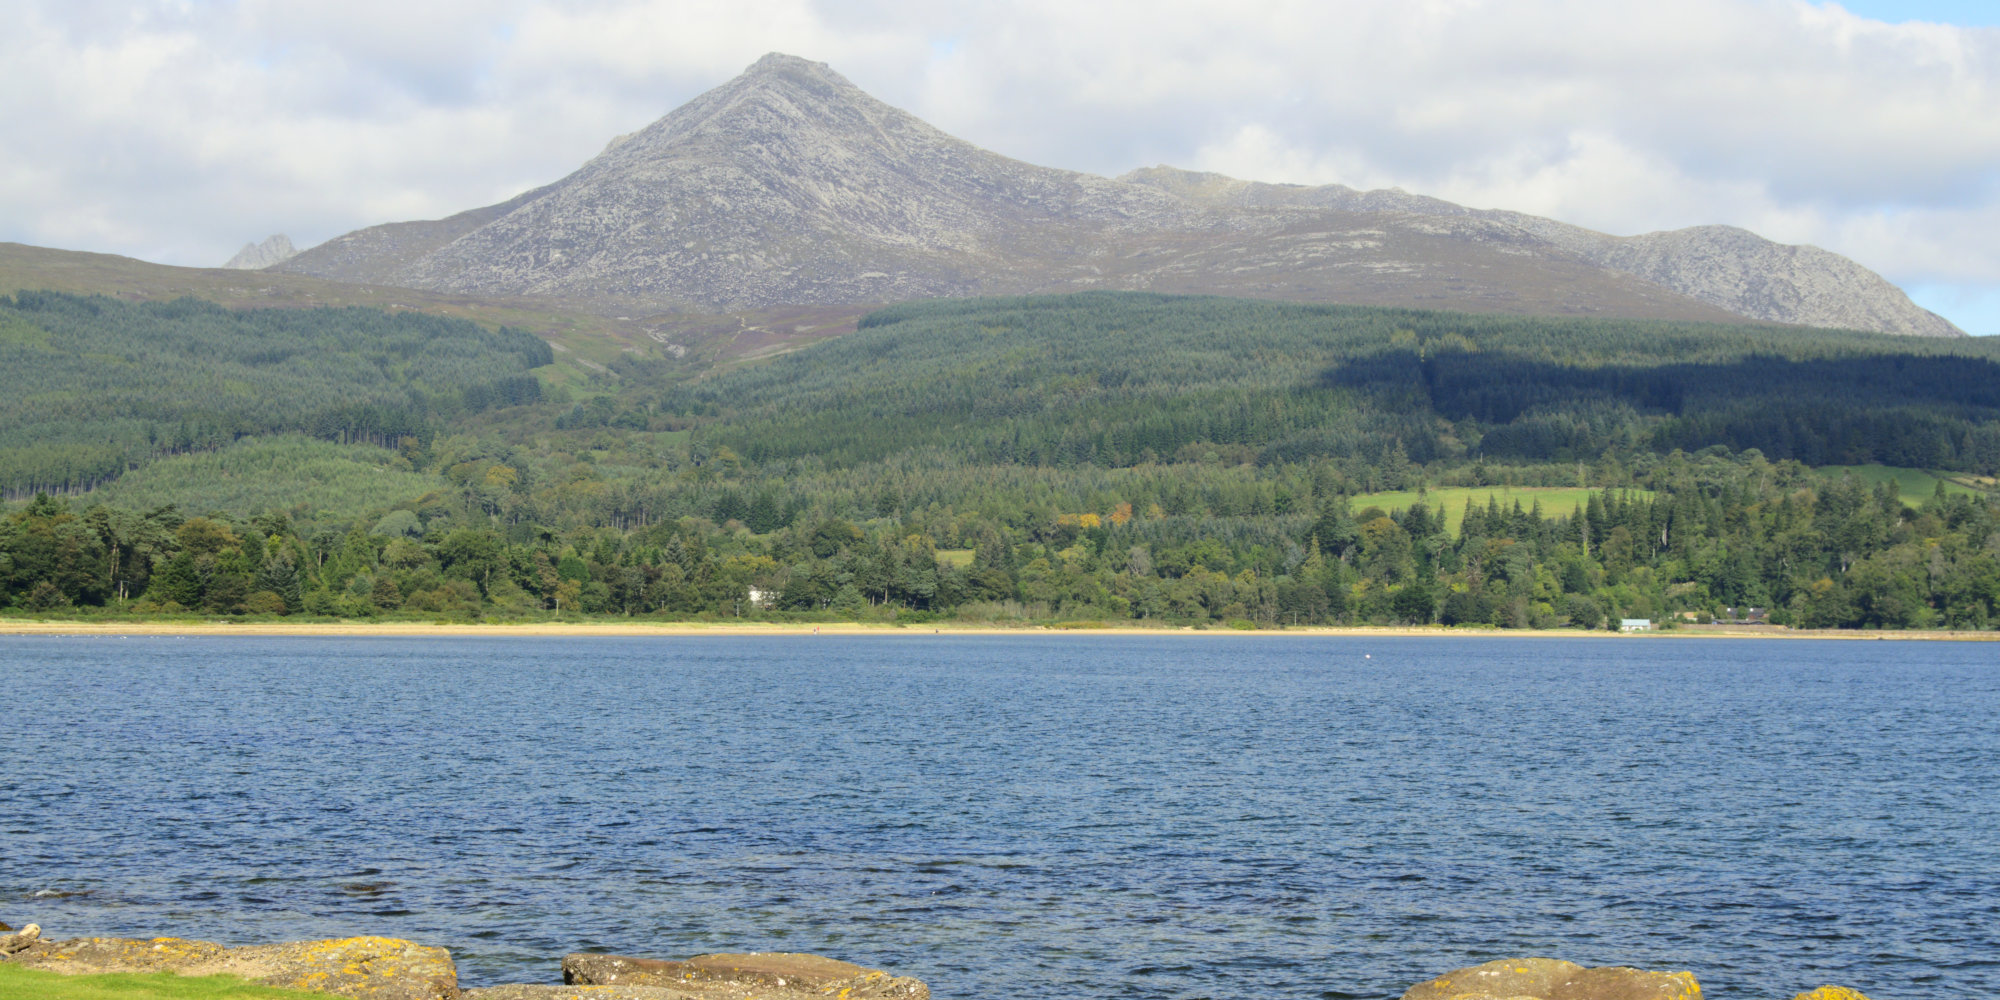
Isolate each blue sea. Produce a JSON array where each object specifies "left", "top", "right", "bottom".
[{"left": 2, "top": 635, "right": 1995, "bottom": 999}]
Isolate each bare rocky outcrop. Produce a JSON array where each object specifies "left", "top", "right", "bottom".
[
  {"left": 3, "top": 933, "right": 458, "bottom": 1000},
  {"left": 0, "top": 925, "right": 921, "bottom": 1000},
  {"left": 0, "top": 923, "right": 38, "bottom": 954},
  {"left": 277, "top": 53, "right": 1958, "bottom": 337},
  {"left": 1480, "top": 216, "right": 1963, "bottom": 337},
  {"left": 1127, "top": 167, "right": 1962, "bottom": 338},
  {"left": 2, "top": 934, "right": 229, "bottom": 973},
  {"left": 0, "top": 933, "right": 1887, "bottom": 1000},
  {"left": 1401, "top": 957, "right": 1702, "bottom": 1000},
  {"left": 223, "top": 234, "right": 298, "bottom": 270},
  {"left": 464, "top": 987, "right": 698, "bottom": 1000},
  {"left": 561, "top": 950, "right": 929, "bottom": 1000}
]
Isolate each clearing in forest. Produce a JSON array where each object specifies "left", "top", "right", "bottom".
[{"left": 1349, "top": 487, "right": 1656, "bottom": 536}]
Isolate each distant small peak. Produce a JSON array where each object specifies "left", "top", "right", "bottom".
[{"left": 223, "top": 234, "right": 296, "bottom": 270}]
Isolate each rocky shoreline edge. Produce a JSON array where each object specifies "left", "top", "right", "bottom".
[{"left": 0, "top": 921, "right": 1875, "bottom": 1000}]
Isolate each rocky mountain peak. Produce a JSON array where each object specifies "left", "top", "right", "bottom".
[
  {"left": 273, "top": 55, "right": 1962, "bottom": 336},
  {"left": 222, "top": 234, "right": 297, "bottom": 270},
  {"left": 744, "top": 50, "right": 852, "bottom": 88},
  {"left": 597, "top": 51, "right": 951, "bottom": 174}
]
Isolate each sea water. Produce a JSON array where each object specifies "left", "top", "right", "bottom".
[{"left": 2, "top": 635, "right": 1995, "bottom": 999}]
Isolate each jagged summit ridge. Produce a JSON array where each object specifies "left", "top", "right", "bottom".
[
  {"left": 223, "top": 234, "right": 296, "bottom": 270},
  {"left": 276, "top": 53, "right": 1960, "bottom": 336},
  {"left": 376, "top": 52, "right": 1195, "bottom": 308},
  {"left": 1121, "top": 166, "right": 1963, "bottom": 337}
]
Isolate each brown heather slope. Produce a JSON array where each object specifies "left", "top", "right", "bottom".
[
  {"left": 0, "top": 242, "right": 864, "bottom": 370},
  {"left": 271, "top": 53, "right": 1958, "bottom": 337}
]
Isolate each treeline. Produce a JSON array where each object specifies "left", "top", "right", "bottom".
[
  {"left": 5, "top": 449, "right": 1996, "bottom": 630},
  {"left": 0, "top": 292, "right": 550, "bottom": 497},
  {"left": 4, "top": 290, "right": 1997, "bottom": 630}
]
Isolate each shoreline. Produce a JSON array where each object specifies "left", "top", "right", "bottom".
[{"left": 0, "top": 618, "right": 1992, "bottom": 641}]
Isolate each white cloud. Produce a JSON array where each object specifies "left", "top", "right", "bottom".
[{"left": 2, "top": 0, "right": 1995, "bottom": 330}]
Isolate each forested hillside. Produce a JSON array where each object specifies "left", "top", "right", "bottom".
[
  {"left": 0, "top": 292, "right": 551, "bottom": 496},
  {"left": 3, "top": 292, "right": 1996, "bottom": 630},
  {"left": 648, "top": 294, "right": 2000, "bottom": 472}
]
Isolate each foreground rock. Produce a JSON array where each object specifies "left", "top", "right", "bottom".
[
  {"left": 4, "top": 933, "right": 457, "bottom": 1000},
  {"left": 465, "top": 988, "right": 696, "bottom": 1000},
  {"left": 0, "top": 923, "right": 38, "bottom": 954},
  {"left": 562, "top": 951, "right": 929, "bottom": 1000},
  {"left": 1403, "top": 958, "right": 1701, "bottom": 1000}
]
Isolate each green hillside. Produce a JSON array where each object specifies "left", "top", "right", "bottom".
[
  {"left": 2, "top": 291, "right": 1996, "bottom": 631},
  {"left": 86, "top": 436, "right": 448, "bottom": 518},
  {"left": 0, "top": 291, "right": 550, "bottom": 496},
  {"left": 656, "top": 293, "right": 2000, "bottom": 474}
]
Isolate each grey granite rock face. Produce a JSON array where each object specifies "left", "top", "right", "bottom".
[
  {"left": 1128, "top": 167, "right": 1963, "bottom": 337},
  {"left": 223, "top": 234, "right": 297, "bottom": 270},
  {"left": 278, "top": 54, "right": 1959, "bottom": 337}
]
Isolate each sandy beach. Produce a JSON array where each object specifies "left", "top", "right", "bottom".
[{"left": 0, "top": 618, "right": 1991, "bottom": 640}]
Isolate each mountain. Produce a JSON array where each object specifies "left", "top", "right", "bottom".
[
  {"left": 223, "top": 234, "right": 297, "bottom": 270},
  {"left": 1118, "top": 167, "right": 1963, "bottom": 337},
  {"left": 275, "top": 53, "right": 1961, "bottom": 337}
]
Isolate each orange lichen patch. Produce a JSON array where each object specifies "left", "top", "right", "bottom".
[
  {"left": 1792, "top": 989, "right": 1872, "bottom": 1000},
  {"left": 220, "top": 936, "right": 458, "bottom": 1000}
]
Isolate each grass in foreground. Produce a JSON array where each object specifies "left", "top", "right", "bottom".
[{"left": 0, "top": 966, "right": 331, "bottom": 1000}]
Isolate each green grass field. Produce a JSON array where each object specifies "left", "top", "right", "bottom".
[
  {"left": 78, "top": 436, "right": 444, "bottom": 519},
  {"left": 933, "top": 548, "right": 975, "bottom": 568},
  {"left": 1815, "top": 465, "right": 1984, "bottom": 508},
  {"left": 1349, "top": 487, "right": 1654, "bottom": 535},
  {"left": 0, "top": 966, "right": 330, "bottom": 1000}
]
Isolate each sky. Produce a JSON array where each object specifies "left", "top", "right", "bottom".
[{"left": 3, "top": 0, "right": 1996, "bottom": 333}]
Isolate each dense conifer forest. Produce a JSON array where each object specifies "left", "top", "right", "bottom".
[
  {"left": 0, "top": 292, "right": 551, "bottom": 497},
  {"left": 3, "top": 291, "right": 1997, "bottom": 629}
]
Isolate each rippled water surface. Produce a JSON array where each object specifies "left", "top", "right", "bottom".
[{"left": 4, "top": 636, "right": 1997, "bottom": 999}]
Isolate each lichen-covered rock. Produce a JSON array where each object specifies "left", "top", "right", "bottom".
[
  {"left": 1791, "top": 989, "right": 1871, "bottom": 1000},
  {"left": 214, "top": 936, "right": 459, "bottom": 1000},
  {"left": 5, "top": 935, "right": 228, "bottom": 972},
  {"left": 0, "top": 924, "right": 36, "bottom": 955},
  {"left": 2, "top": 933, "right": 458, "bottom": 1000},
  {"left": 562, "top": 951, "right": 927, "bottom": 1000},
  {"left": 1402, "top": 957, "right": 1701, "bottom": 1000},
  {"left": 464, "top": 987, "right": 700, "bottom": 1000}
]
